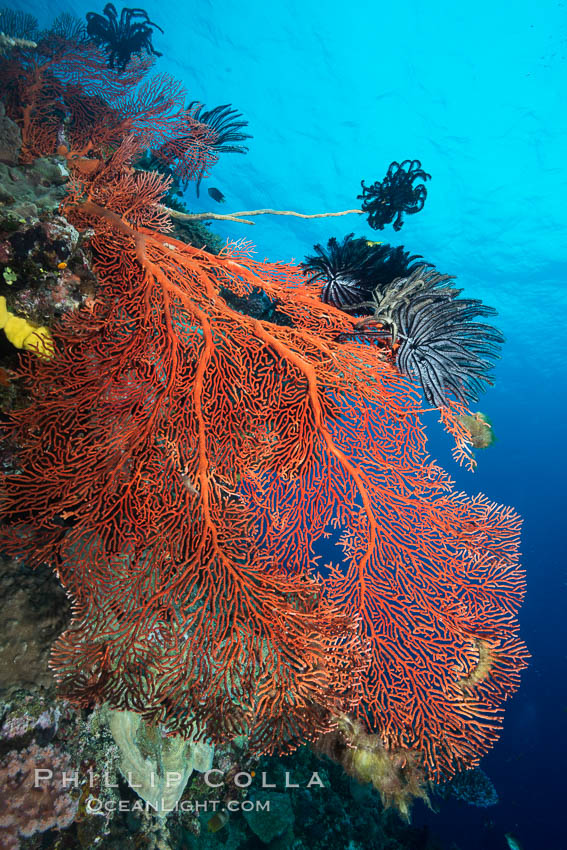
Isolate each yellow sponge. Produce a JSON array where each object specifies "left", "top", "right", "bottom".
[
  {"left": 0, "top": 296, "right": 53, "bottom": 359},
  {"left": 0, "top": 296, "right": 8, "bottom": 329}
]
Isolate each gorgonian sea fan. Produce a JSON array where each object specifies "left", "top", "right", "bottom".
[
  {"left": 47, "top": 12, "right": 89, "bottom": 44},
  {"left": 0, "top": 7, "right": 39, "bottom": 39},
  {"left": 0, "top": 27, "right": 527, "bottom": 783},
  {"left": 0, "top": 10, "right": 173, "bottom": 163}
]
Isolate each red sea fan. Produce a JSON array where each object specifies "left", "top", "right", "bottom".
[
  {"left": 0, "top": 147, "right": 527, "bottom": 772},
  {"left": 152, "top": 106, "right": 221, "bottom": 187},
  {"left": 0, "top": 20, "right": 182, "bottom": 161},
  {"left": 153, "top": 101, "right": 252, "bottom": 191},
  {"left": 0, "top": 28, "right": 527, "bottom": 778}
]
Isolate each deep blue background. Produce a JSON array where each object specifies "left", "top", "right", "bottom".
[{"left": 15, "top": 1, "right": 567, "bottom": 847}]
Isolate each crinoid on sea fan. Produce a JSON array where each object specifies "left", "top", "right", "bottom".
[
  {"left": 345, "top": 265, "right": 459, "bottom": 341},
  {"left": 359, "top": 159, "right": 431, "bottom": 231},
  {"left": 396, "top": 290, "right": 504, "bottom": 407},
  {"left": 186, "top": 102, "right": 252, "bottom": 156},
  {"left": 186, "top": 101, "right": 252, "bottom": 195},
  {"left": 86, "top": 3, "right": 163, "bottom": 70},
  {"left": 153, "top": 101, "right": 252, "bottom": 193},
  {"left": 301, "top": 234, "right": 430, "bottom": 309},
  {"left": 301, "top": 233, "right": 371, "bottom": 307},
  {"left": 343, "top": 266, "right": 503, "bottom": 407}
]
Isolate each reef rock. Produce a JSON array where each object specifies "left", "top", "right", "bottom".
[
  {"left": 0, "top": 102, "right": 21, "bottom": 165},
  {"left": 0, "top": 557, "right": 70, "bottom": 695},
  {"left": 0, "top": 155, "right": 68, "bottom": 218},
  {"left": 243, "top": 792, "right": 295, "bottom": 844}
]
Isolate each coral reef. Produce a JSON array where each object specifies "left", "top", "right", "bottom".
[
  {"left": 1, "top": 17, "right": 168, "bottom": 163},
  {"left": 0, "top": 102, "right": 20, "bottom": 163},
  {"left": 0, "top": 17, "right": 527, "bottom": 850},
  {"left": 0, "top": 150, "right": 97, "bottom": 366},
  {"left": 0, "top": 741, "right": 78, "bottom": 848},
  {"left": 0, "top": 157, "right": 68, "bottom": 216}
]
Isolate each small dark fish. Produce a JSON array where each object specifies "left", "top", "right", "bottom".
[{"left": 208, "top": 187, "right": 225, "bottom": 203}]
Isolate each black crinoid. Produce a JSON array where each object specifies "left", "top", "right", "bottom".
[
  {"left": 301, "top": 234, "right": 370, "bottom": 307},
  {"left": 85, "top": 3, "right": 163, "bottom": 71},
  {"left": 359, "top": 159, "right": 431, "bottom": 232},
  {"left": 301, "top": 234, "right": 430, "bottom": 309},
  {"left": 187, "top": 101, "right": 252, "bottom": 195},
  {"left": 343, "top": 266, "right": 504, "bottom": 408}
]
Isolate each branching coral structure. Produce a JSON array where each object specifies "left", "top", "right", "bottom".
[
  {"left": 0, "top": 18, "right": 248, "bottom": 189},
  {"left": 0, "top": 22, "right": 527, "bottom": 784},
  {"left": 154, "top": 101, "right": 252, "bottom": 193},
  {"left": 0, "top": 7, "right": 38, "bottom": 41}
]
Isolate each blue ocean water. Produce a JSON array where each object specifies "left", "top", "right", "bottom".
[{"left": 12, "top": 0, "right": 567, "bottom": 847}]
